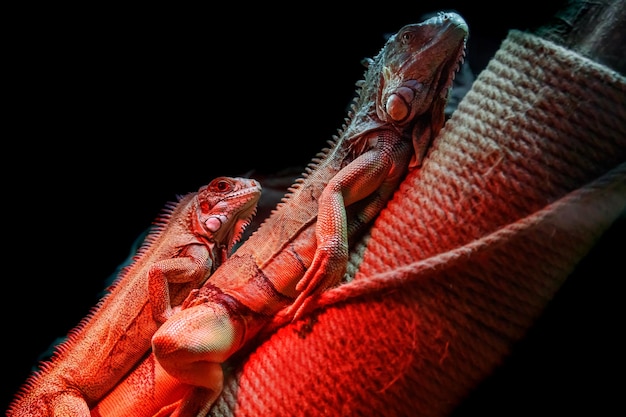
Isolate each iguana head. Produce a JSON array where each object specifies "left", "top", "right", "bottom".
[
  {"left": 195, "top": 176, "right": 262, "bottom": 258},
  {"left": 355, "top": 12, "right": 468, "bottom": 168},
  {"left": 385, "top": 12, "right": 468, "bottom": 167},
  {"left": 376, "top": 12, "right": 468, "bottom": 124}
]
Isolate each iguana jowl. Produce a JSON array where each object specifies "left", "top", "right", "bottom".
[
  {"left": 7, "top": 177, "right": 262, "bottom": 417},
  {"left": 146, "top": 12, "right": 469, "bottom": 417}
]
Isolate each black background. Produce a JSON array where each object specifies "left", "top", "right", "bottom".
[{"left": 5, "top": 1, "right": 624, "bottom": 415}]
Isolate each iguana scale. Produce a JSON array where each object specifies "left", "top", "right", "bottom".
[
  {"left": 142, "top": 12, "right": 469, "bottom": 417},
  {"left": 7, "top": 176, "right": 262, "bottom": 417}
]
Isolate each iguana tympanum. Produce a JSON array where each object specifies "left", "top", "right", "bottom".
[
  {"left": 138, "top": 12, "right": 469, "bottom": 417},
  {"left": 7, "top": 177, "right": 262, "bottom": 417}
]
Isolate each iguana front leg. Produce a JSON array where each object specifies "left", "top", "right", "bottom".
[
  {"left": 149, "top": 243, "right": 213, "bottom": 324},
  {"left": 289, "top": 133, "right": 413, "bottom": 318}
]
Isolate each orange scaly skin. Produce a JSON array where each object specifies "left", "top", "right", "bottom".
[
  {"left": 7, "top": 177, "right": 261, "bottom": 417},
  {"left": 95, "top": 12, "right": 469, "bottom": 417}
]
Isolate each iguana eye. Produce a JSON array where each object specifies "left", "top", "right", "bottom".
[
  {"left": 209, "top": 177, "right": 234, "bottom": 193},
  {"left": 400, "top": 31, "right": 413, "bottom": 44}
]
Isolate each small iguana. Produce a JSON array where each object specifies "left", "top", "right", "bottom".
[
  {"left": 142, "top": 12, "right": 469, "bottom": 417},
  {"left": 7, "top": 176, "right": 262, "bottom": 417}
]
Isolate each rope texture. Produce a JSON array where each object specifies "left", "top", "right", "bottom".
[{"left": 209, "top": 30, "right": 626, "bottom": 417}]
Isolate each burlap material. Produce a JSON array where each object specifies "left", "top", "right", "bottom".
[{"left": 209, "top": 30, "right": 626, "bottom": 417}]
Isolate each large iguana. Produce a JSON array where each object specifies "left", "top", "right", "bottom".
[
  {"left": 7, "top": 176, "right": 262, "bottom": 417},
  {"left": 134, "top": 12, "right": 469, "bottom": 417}
]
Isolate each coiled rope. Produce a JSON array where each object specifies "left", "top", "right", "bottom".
[{"left": 212, "top": 30, "right": 626, "bottom": 417}]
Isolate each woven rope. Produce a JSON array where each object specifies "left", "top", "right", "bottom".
[{"left": 208, "top": 30, "right": 626, "bottom": 417}]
